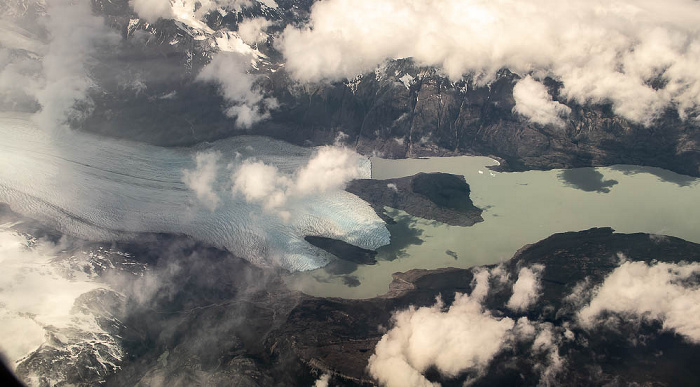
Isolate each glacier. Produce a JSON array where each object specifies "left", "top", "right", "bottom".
[{"left": 0, "top": 113, "right": 390, "bottom": 271}]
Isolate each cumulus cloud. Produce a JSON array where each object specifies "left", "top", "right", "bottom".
[
  {"left": 197, "top": 52, "right": 278, "bottom": 128},
  {"left": 531, "top": 323, "right": 566, "bottom": 386},
  {"left": 578, "top": 260, "right": 700, "bottom": 343},
  {"left": 0, "top": 227, "right": 117, "bottom": 367},
  {"left": 490, "top": 263, "right": 510, "bottom": 285},
  {"left": 368, "top": 270, "right": 515, "bottom": 387},
  {"left": 232, "top": 146, "right": 365, "bottom": 220},
  {"left": 367, "top": 256, "right": 700, "bottom": 386},
  {"left": 237, "top": 17, "right": 272, "bottom": 45},
  {"left": 294, "top": 147, "right": 365, "bottom": 195},
  {"left": 279, "top": 0, "right": 700, "bottom": 124},
  {"left": 129, "top": 0, "right": 268, "bottom": 25},
  {"left": 314, "top": 373, "right": 331, "bottom": 387},
  {"left": 513, "top": 76, "right": 571, "bottom": 127},
  {"left": 129, "top": 0, "right": 174, "bottom": 23},
  {"left": 182, "top": 151, "right": 222, "bottom": 211},
  {"left": 188, "top": 147, "right": 362, "bottom": 215},
  {"left": 33, "top": 0, "right": 118, "bottom": 130},
  {"left": 366, "top": 264, "right": 576, "bottom": 386},
  {"left": 232, "top": 159, "right": 291, "bottom": 221},
  {"left": 507, "top": 264, "right": 545, "bottom": 312},
  {"left": 367, "top": 264, "right": 577, "bottom": 386},
  {"left": 509, "top": 318, "right": 566, "bottom": 385}
]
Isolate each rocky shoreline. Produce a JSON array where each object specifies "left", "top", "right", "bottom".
[
  {"left": 3, "top": 200, "right": 700, "bottom": 386},
  {"left": 346, "top": 172, "right": 483, "bottom": 226},
  {"left": 272, "top": 227, "right": 700, "bottom": 386},
  {"left": 302, "top": 172, "right": 483, "bottom": 268},
  {"left": 3, "top": 1, "right": 699, "bottom": 385}
]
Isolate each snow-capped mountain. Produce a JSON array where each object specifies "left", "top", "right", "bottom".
[{"left": 0, "top": 217, "right": 147, "bottom": 386}]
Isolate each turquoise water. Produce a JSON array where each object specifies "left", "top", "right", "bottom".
[{"left": 287, "top": 156, "right": 700, "bottom": 298}]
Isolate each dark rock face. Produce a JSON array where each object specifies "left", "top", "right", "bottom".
[
  {"left": 5, "top": 201, "right": 700, "bottom": 386},
  {"left": 410, "top": 173, "right": 475, "bottom": 212},
  {"left": 304, "top": 236, "right": 378, "bottom": 265},
  {"left": 346, "top": 172, "right": 483, "bottom": 226},
  {"left": 15, "top": 288, "right": 128, "bottom": 386},
  {"left": 270, "top": 228, "right": 700, "bottom": 385},
  {"left": 101, "top": 236, "right": 309, "bottom": 387},
  {"left": 0, "top": 204, "right": 307, "bottom": 386},
  {"left": 38, "top": 0, "right": 693, "bottom": 179},
  {"left": 268, "top": 65, "right": 699, "bottom": 177}
]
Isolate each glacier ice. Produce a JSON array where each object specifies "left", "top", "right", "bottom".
[{"left": 0, "top": 113, "right": 390, "bottom": 271}]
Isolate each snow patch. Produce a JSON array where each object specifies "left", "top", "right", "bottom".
[{"left": 399, "top": 73, "right": 414, "bottom": 90}]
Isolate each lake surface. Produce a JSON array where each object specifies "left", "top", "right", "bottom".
[{"left": 286, "top": 156, "right": 700, "bottom": 299}]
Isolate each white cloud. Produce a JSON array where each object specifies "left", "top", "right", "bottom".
[
  {"left": 237, "top": 17, "right": 272, "bottom": 45},
  {"left": 129, "top": 0, "right": 174, "bottom": 23},
  {"left": 232, "top": 146, "right": 365, "bottom": 220},
  {"left": 531, "top": 323, "right": 566, "bottom": 386},
  {"left": 293, "top": 146, "right": 365, "bottom": 195},
  {"left": 507, "top": 264, "right": 545, "bottom": 312},
  {"left": 0, "top": 22, "right": 45, "bottom": 109},
  {"left": 279, "top": 0, "right": 700, "bottom": 124},
  {"left": 232, "top": 159, "right": 291, "bottom": 218},
  {"left": 33, "top": 0, "right": 118, "bottom": 130},
  {"left": 578, "top": 260, "right": 700, "bottom": 343},
  {"left": 490, "top": 263, "right": 510, "bottom": 285},
  {"left": 187, "top": 147, "right": 360, "bottom": 214},
  {"left": 182, "top": 151, "right": 222, "bottom": 211},
  {"left": 0, "top": 22, "right": 44, "bottom": 55},
  {"left": 368, "top": 257, "right": 700, "bottom": 386},
  {"left": 368, "top": 270, "right": 515, "bottom": 386},
  {"left": 513, "top": 76, "right": 571, "bottom": 127},
  {"left": 129, "top": 0, "right": 270, "bottom": 25},
  {"left": 367, "top": 266, "right": 572, "bottom": 386},
  {"left": 314, "top": 373, "right": 331, "bottom": 387},
  {"left": 0, "top": 227, "right": 120, "bottom": 368},
  {"left": 197, "top": 52, "right": 278, "bottom": 128},
  {"left": 0, "top": 48, "right": 42, "bottom": 110}
]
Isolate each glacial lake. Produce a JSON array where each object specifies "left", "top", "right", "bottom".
[{"left": 286, "top": 156, "right": 700, "bottom": 299}]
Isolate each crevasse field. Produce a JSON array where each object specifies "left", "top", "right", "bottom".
[{"left": 0, "top": 113, "right": 389, "bottom": 271}]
